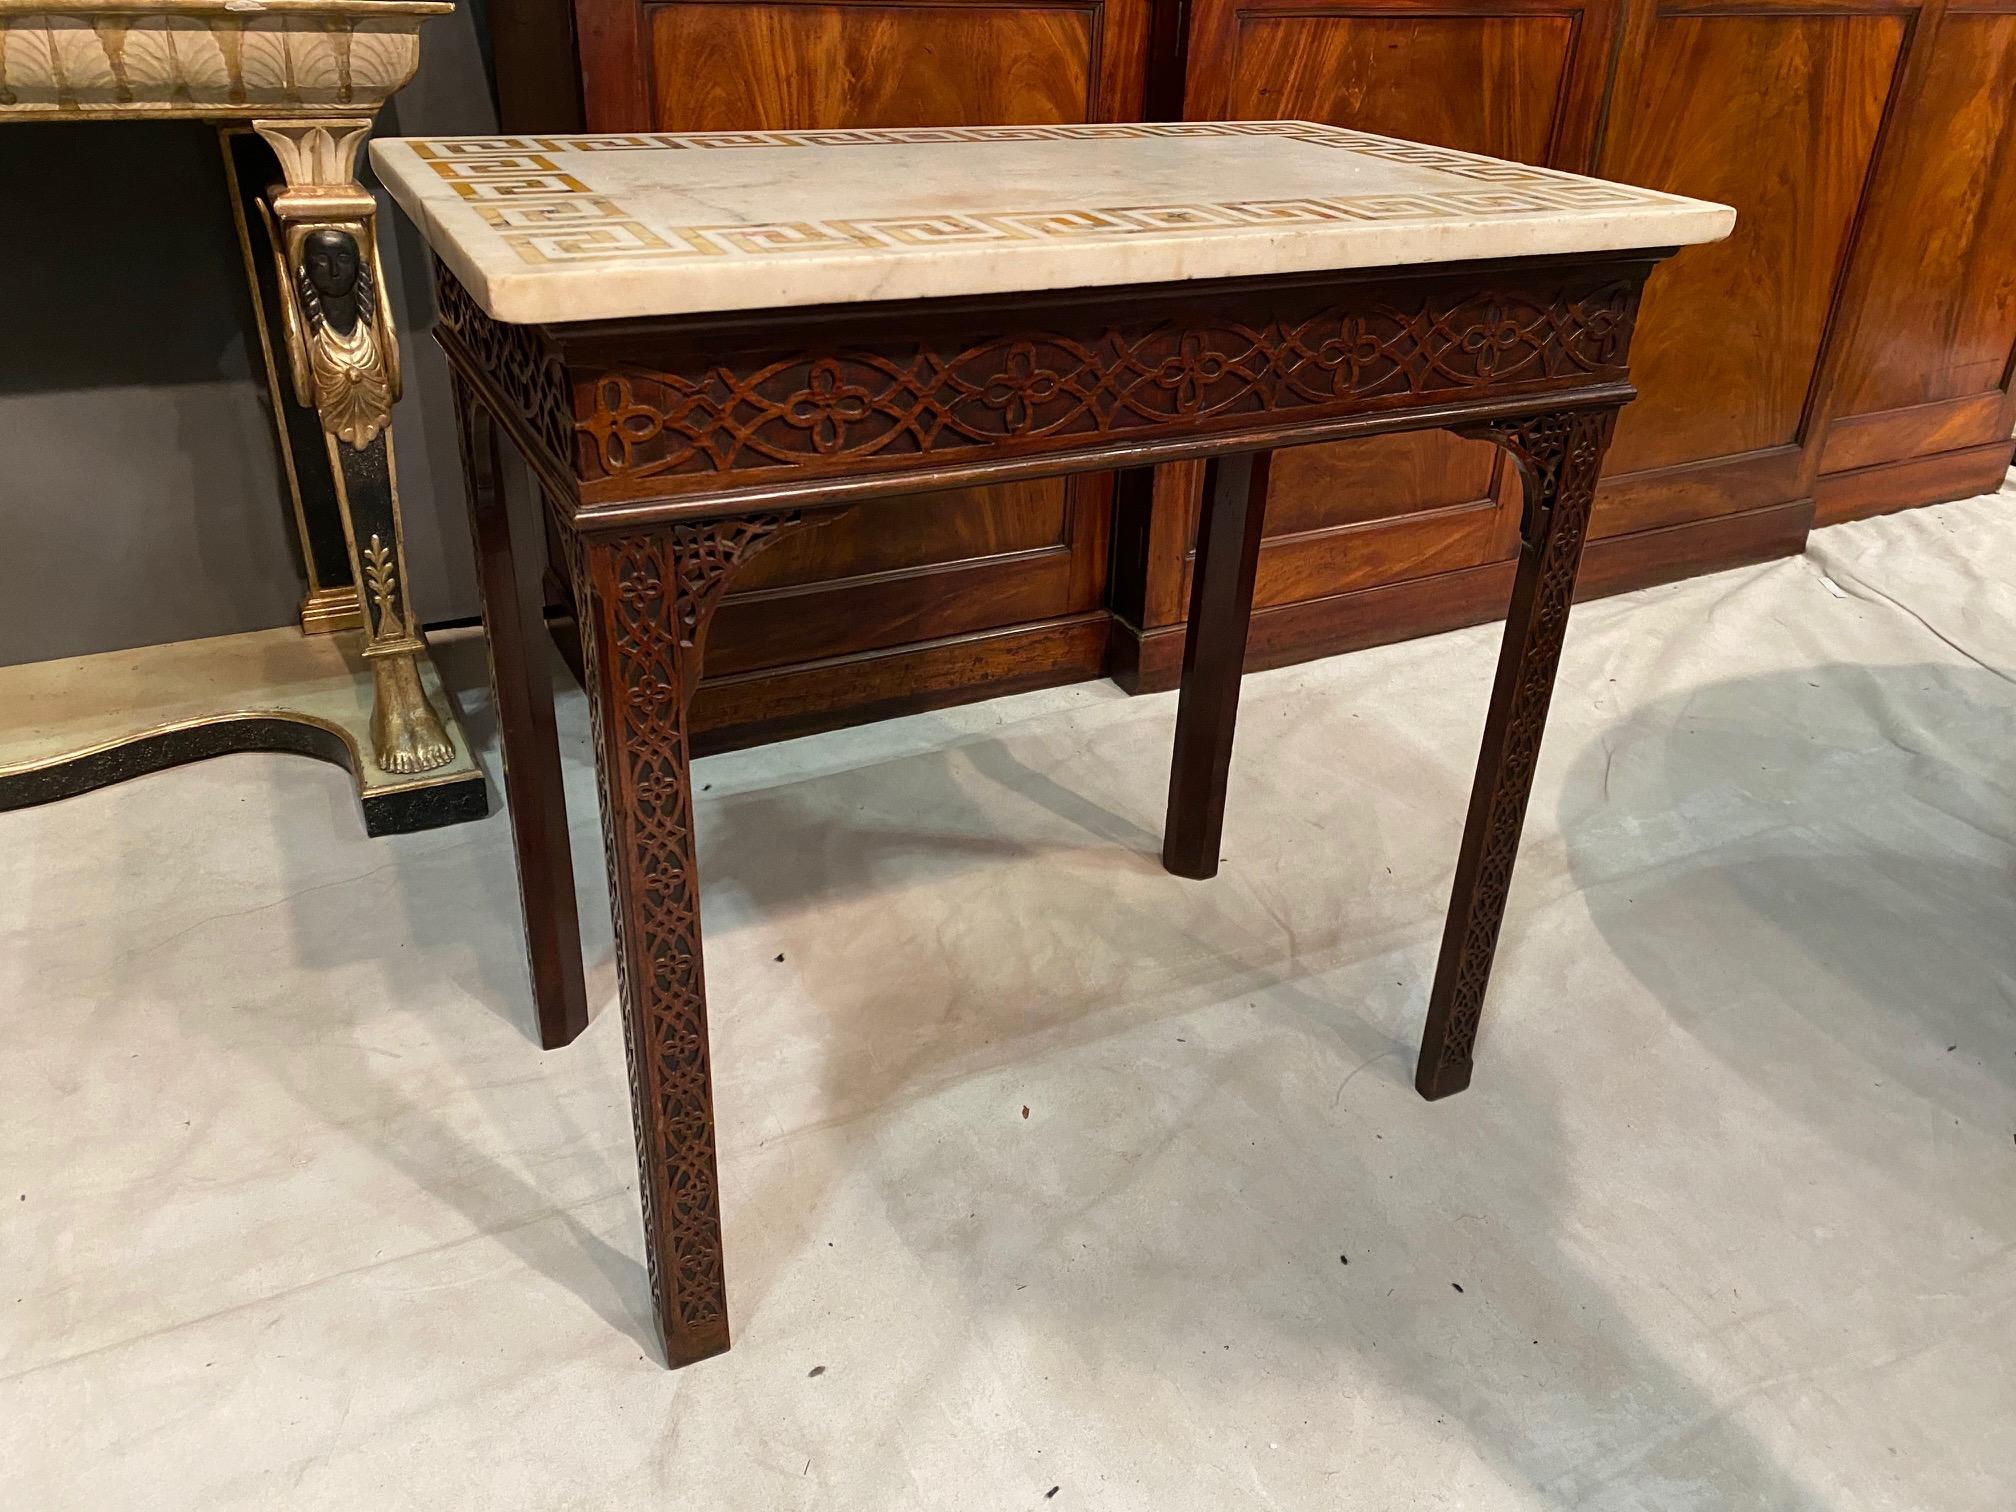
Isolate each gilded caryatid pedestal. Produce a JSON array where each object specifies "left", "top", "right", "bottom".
[
  {"left": 254, "top": 115, "right": 454, "bottom": 774},
  {"left": 0, "top": 0, "right": 484, "bottom": 829}
]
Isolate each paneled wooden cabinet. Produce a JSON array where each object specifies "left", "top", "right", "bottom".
[
  {"left": 490, "top": 0, "right": 2016, "bottom": 745},
  {"left": 1805, "top": 0, "right": 2016, "bottom": 519},
  {"left": 510, "top": 0, "right": 1151, "bottom": 747},
  {"left": 1114, "top": 0, "right": 1622, "bottom": 685}
]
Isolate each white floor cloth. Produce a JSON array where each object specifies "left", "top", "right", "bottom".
[{"left": 5, "top": 473, "right": 2014, "bottom": 1510}]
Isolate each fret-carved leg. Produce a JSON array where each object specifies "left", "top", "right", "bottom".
[
  {"left": 1162, "top": 450, "right": 1273, "bottom": 879},
  {"left": 255, "top": 118, "right": 453, "bottom": 776},
  {"left": 451, "top": 374, "right": 590, "bottom": 1049},
  {"left": 1416, "top": 407, "right": 1618, "bottom": 1100},
  {"left": 572, "top": 513, "right": 814, "bottom": 1368}
]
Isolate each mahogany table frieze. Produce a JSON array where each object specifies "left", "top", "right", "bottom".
[{"left": 435, "top": 255, "right": 1647, "bottom": 515}]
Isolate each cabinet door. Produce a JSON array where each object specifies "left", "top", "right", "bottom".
[
  {"left": 570, "top": 0, "right": 1151, "bottom": 746},
  {"left": 1157, "top": 0, "right": 1619, "bottom": 635},
  {"left": 1810, "top": 0, "right": 2016, "bottom": 519},
  {"left": 1594, "top": 0, "right": 1912, "bottom": 535}
]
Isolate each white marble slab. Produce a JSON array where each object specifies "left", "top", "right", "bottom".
[{"left": 370, "top": 121, "right": 1734, "bottom": 325}]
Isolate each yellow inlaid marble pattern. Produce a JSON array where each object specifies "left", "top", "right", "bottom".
[{"left": 373, "top": 121, "right": 1734, "bottom": 324}]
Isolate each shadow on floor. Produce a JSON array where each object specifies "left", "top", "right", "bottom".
[
  {"left": 1557, "top": 659, "right": 2016, "bottom": 1121},
  {"left": 199, "top": 639, "right": 1998, "bottom": 1503}
]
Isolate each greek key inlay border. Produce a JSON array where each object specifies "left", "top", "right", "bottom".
[{"left": 403, "top": 123, "right": 1689, "bottom": 268}]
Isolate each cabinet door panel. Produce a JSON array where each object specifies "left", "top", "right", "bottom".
[
  {"left": 649, "top": 3, "right": 1098, "bottom": 127},
  {"left": 1255, "top": 438, "right": 1505, "bottom": 602},
  {"left": 1173, "top": 0, "right": 1613, "bottom": 621},
  {"left": 1599, "top": 11, "right": 1907, "bottom": 491},
  {"left": 1215, "top": 4, "right": 1590, "bottom": 549},
  {"left": 734, "top": 480, "right": 1068, "bottom": 591},
  {"left": 570, "top": 0, "right": 1150, "bottom": 727},
  {"left": 1216, "top": 13, "right": 1575, "bottom": 156},
  {"left": 1818, "top": 9, "right": 2016, "bottom": 474},
  {"left": 708, "top": 485, "right": 1087, "bottom": 675}
]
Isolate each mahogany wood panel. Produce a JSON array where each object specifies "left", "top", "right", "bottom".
[
  {"left": 1820, "top": 391, "right": 2010, "bottom": 478},
  {"left": 1110, "top": 496, "right": 1813, "bottom": 694},
  {"left": 705, "top": 522, "right": 1086, "bottom": 675},
  {"left": 731, "top": 477, "right": 1067, "bottom": 590},
  {"left": 1595, "top": 7, "right": 1908, "bottom": 530},
  {"left": 576, "top": 0, "right": 1151, "bottom": 132},
  {"left": 648, "top": 3, "right": 1100, "bottom": 127},
  {"left": 1249, "top": 500, "right": 1505, "bottom": 609},
  {"left": 1196, "top": 8, "right": 1579, "bottom": 155},
  {"left": 1814, "top": 6, "right": 2016, "bottom": 481},
  {"left": 692, "top": 610, "right": 1112, "bottom": 751},
  {"left": 1812, "top": 436, "right": 2016, "bottom": 526},
  {"left": 489, "top": 0, "right": 585, "bottom": 132},
  {"left": 1202, "top": 0, "right": 1607, "bottom": 542},
  {"left": 547, "top": 598, "right": 1122, "bottom": 752},
  {"left": 474, "top": 0, "right": 2015, "bottom": 749},
  {"left": 552, "top": 0, "right": 1152, "bottom": 737},
  {"left": 704, "top": 477, "right": 1103, "bottom": 678},
  {"left": 1148, "top": 0, "right": 1620, "bottom": 644}
]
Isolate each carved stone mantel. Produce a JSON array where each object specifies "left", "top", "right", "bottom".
[{"left": 0, "top": 0, "right": 447, "bottom": 121}]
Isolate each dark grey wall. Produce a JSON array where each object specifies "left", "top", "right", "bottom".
[{"left": 0, "top": 6, "right": 501, "bottom": 668}]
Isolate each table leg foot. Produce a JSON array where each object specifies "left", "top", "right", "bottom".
[
  {"left": 1415, "top": 407, "right": 1618, "bottom": 1100},
  {"left": 1416, "top": 1057, "right": 1474, "bottom": 1101},
  {"left": 574, "top": 515, "right": 815, "bottom": 1367},
  {"left": 368, "top": 652, "right": 455, "bottom": 774},
  {"left": 1162, "top": 450, "right": 1273, "bottom": 880}
]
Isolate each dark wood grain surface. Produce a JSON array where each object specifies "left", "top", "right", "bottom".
[
  {"left": 479, "top": 0, "right": 2016, "bottom": 740},
  {"left": 535, "top": 0, "right": 1152, "bottom": 743}
]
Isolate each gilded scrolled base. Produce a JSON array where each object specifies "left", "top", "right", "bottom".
[{"left": 368, "top": 648, "right": 455, "bottom": 774}]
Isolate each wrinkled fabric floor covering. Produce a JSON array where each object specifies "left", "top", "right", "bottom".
[{"left": 5, "top": 475, "right": 2015, "bottom": 1511}]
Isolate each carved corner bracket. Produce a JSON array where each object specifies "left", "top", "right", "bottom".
[{"left": 1463, "top": 407, "right": 1619, "bottom": 551}]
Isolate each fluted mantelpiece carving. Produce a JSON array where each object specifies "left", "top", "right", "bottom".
[{"left": 0, "top": 0, "right": 447, "bottom": 121}]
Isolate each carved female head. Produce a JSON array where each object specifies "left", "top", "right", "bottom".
[{"left": 303, "top": 228, "right": 361, "bottom": 300}]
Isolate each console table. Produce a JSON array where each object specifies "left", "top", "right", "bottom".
[
  {"left": 374, "top": 120, "right": 1731, "bottom": 1367},
  {"left": 0, "top": 0, "right": 484, "bottom": 833}
]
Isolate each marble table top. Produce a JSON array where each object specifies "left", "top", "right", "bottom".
[{"left": 372, "top": 121, "right": 1733, "bottom": 326}]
